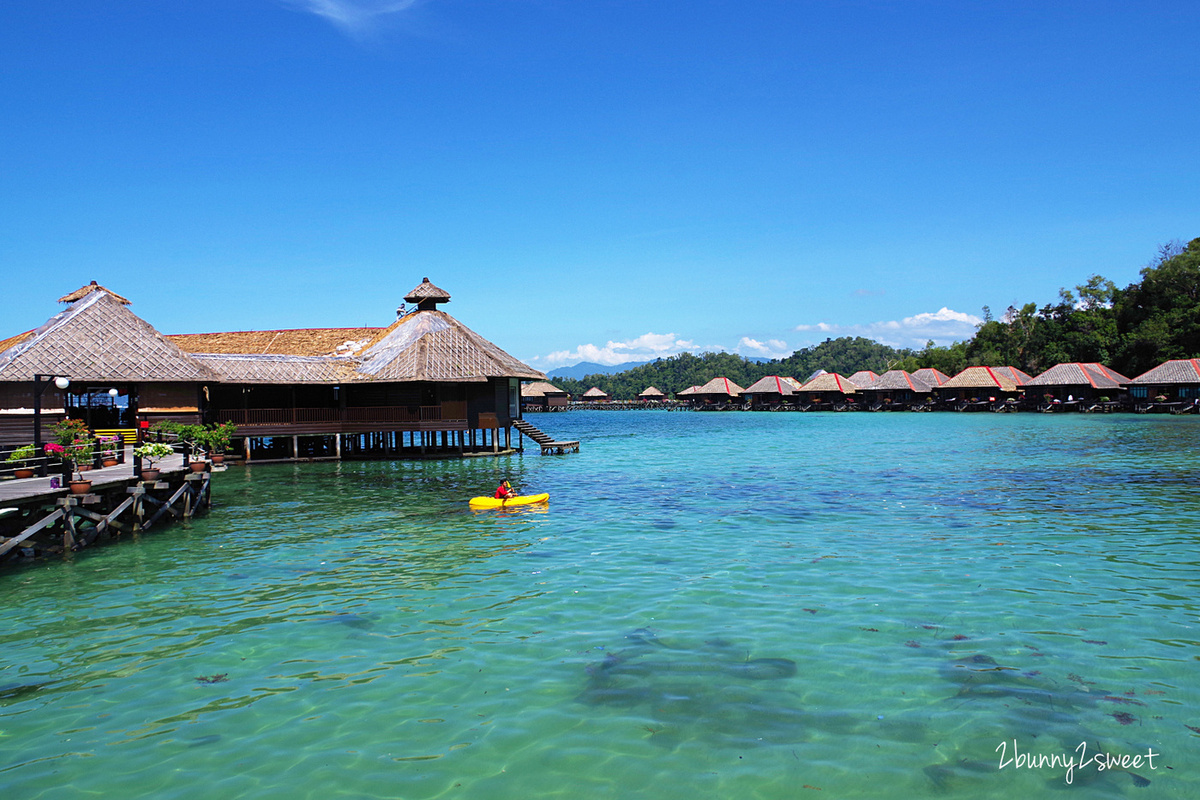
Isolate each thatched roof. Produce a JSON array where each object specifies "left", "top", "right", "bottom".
[
  {"left": 0, "top": 290, "right": 218, "bottom": 382},
  {"left": 913, "top": 368, "right": 951, "bottom": 386},
  {"left": 522, "top": 380, "right": 568, "bottom": 398},
  {"left": 676, "top": 385, "right": 701, "bottom": 396},
  {"left": 0, "top": 330, "right": 34, "bottom": 354},
  {"left": 941, "top": 366, "right": 1022, "bottom": 392},
  {"left": 799, "top": 372, "right": 857, "bottom": 393},
  {"left": 744, "top": 376, "right": 796, "bottom": 395},
  {"left": 1025, "top": 362, "right": 1129, "bottom": 389},
  {"left": 191, "top": 353, "right": 359, "bottom": 384},
  {"left": 1128, "top": 359, "right": 1200, "bottom": 386},
  {"left": 355, "top": 310, "right": 544, "bottom": 383},
  {"left": 638, "top": 386, "right": 666, "bottom": 397},
  {"left": 178, "top": 307, "right": 544, "bottom": 385},
  {"left": 58, "top": 281, "right": 131, "bottom": 305},
  {"left": 993, "top": 366, "right": 1033, "bottom": 385},
  {"left": 1, "top": 280, "right": 544, "bottom": 387},
  {"left": 694, "top": 377, "right": 744, "bottom": 396},
  {"left": 860, "top": 370, "right": 933, "bottom": 392},
  {"left": 170, "top": 328, "right": 378, "bottom": 357},
  {"left": 847, "top": 370, "right": 879, "bottom": 388},
  {"left": 582, "top": 387, "right": 608, "bottom": 398}
]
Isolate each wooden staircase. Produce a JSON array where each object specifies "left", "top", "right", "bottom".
[{"left": 513, "top": 419, "right": 579, "bottom": 455}]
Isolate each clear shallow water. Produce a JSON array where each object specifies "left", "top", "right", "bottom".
[{"left": 2, "top": 411, "right": 1198, "bottom": 799}]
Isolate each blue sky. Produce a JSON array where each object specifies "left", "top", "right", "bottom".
[{"left": 3, "top": 1, "right": 1197, "bottom": 369}]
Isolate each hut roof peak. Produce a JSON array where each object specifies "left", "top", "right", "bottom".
[
  {"left": 404, "top": 277, "right": 451, "bottom": 310},
  {"left": 58, "top": 280, "right": 131, "bottom": 305}
]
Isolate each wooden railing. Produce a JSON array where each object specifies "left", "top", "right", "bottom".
[{"left": 216, "top": 404, "right": 470, "bottom": 426}]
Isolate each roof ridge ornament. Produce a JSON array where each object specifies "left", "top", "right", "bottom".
[{"left": 403, "top": 277, "right": 451, "bottom": 311}]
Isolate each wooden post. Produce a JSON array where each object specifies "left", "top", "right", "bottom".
[
  {"left": 335, "top": 433, "right": 341, "bottom": 459},
  {"left": 292, "top": 435, "right": 299, "bottom": 460},
  {"left": 244, "top": 436, "right": 252, "bottom": 463}
]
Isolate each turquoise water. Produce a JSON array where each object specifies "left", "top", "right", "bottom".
[{"left": 2, "top": 411, "right": 1197, "bottom": 798}]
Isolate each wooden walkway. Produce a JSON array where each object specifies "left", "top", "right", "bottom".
[{"left": 0, "top": 449, "right": 211, "bottom": 563}]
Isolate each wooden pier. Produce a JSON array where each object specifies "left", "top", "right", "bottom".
[{"left": 0, "top": 451, "right": 212, "bottom": 563}]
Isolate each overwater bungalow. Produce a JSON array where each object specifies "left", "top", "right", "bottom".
[
  {"left": 742, "top": 376, "right": 797, "bottom": 410},
  {"left": 692, "top": 377, "right": 744, "bottom": 409},
  {"left": 637, "top": 386, "right": 666, "bottom": 402},
  {"left": 521, "top": 380, "right": 570, "bottom": 411},
  {"left": 1, "top": 279, "right": 547, "bottom": 460},
  {"left": 938, "top": 366, "right": 1032, "bottom": 411},
  {"left": 857, "top": 370, "right": 935, "bottom": 411},
  {"left": 847, "top": 370, "right": 879, "bottom": 388},
  {"left": 796, "top": 372, "right": 858, "bottom": 411},
  {"left": 1024, "top": 363, "right": 1129, "bottom": 412},
  {"left": 581, "top": 387, "right": 610, "bottom": 403},
  {"left": 1126, "top": 359, "right": 1200, "bottom": 413}
]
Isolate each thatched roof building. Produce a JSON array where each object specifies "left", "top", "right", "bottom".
[
  {"left": 638, "top": 386, "right": 666, "bottom": 400},
  {"left": 1126, "top": 359, "right": 1200, "bottom": 406},
  {"left": 522, "top": 380, "right": 570, "bottom": 409},
  {"left": 744, "top": 376, "right": 797, "bottom": 396},
  {"left": 857, "top": 370, "right": 935, "bottom": 409},
  {"left": 582, "top": 387, "right": 610, "bottom": 402},
  {"left": 945, "top": 367, "right": 1022, "bottom": 395},
  {"left": 694, "top": 377, "right": 743, "bottom": 397},
  {"left": 743, "top": 376, "right": 797, "bottom": 408},
  {"left": 1026, "top": 363, "right": 1128, "bottom": 393},
  {"left": 1127, "top": 359, "right": 1200, "bottom": 388},
  {"left": 1, "top": 280, "right": 545, "bottom": 448},
  {"left": 798, "top": 372, "right": 858, "bottom": 394}
]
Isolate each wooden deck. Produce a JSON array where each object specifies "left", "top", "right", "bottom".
[{"left": 0, "top": 448, "right": 208, "bottom": 563}]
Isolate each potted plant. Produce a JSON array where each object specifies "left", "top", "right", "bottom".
[
  {"left": 98, "top": 434, "right": 120, "bottom": 467},
  {"left": 6, "top": 444, "right": 37, "bottom": 479},
  {"left": 205, "top": 421, "right": 236, "bottom": 464},
  {"left": 133, "top": 441, "right": 174, "bottom": 481},
  {"left": 177, "top": 424, "right": 208, "bottom": 469}
]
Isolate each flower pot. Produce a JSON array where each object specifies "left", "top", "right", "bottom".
[
  {"left": 210, "top": 454, "right": 225, "bottom": 464},
  {"left": 102, "top": 459, "right": 118, "bottom": 468},
  {"left": 14, "top": 468, "right": 34, "bottom": 479},
  {"left": 77, "top": 464, "right": 93, "bottom": 472},
  {"left": 69, "top": 480, "right": 92, "bottom": 495},
  {"left": 140, "top": 469, "right": 160, "bottom": 482},
  {"left": 189, "top": 461, "right": 207, "bottom": 472}
]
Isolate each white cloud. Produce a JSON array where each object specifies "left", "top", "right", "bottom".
[
  {"left": 280, "top": 0, "right": 420, "bottom": 37},
  {"left": 535, "top": 332, "right": 700, "bottom": 368},
  {"left": 792, "top": 307, "right": 983, "bottom": 350},
  {"left": 736, "top": 337, "right": 790, "bottom": 358}
]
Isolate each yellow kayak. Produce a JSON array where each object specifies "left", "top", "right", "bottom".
[{"left": 469, "top": 493, "right": 549, "bottom": 509}]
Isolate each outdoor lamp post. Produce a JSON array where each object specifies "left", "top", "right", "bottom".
[{"left": 32, "top": 374, "right": 70, "bottom": 477}]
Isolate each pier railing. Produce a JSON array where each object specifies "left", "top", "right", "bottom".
[{"left": 216, "top": 404, "right": 468, "bottom": 427}]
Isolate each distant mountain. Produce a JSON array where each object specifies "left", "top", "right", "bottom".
[{"left": 546, "top": 360, "right": 655, "bottom": 380}]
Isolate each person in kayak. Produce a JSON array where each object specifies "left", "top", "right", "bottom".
[{"left": 494, "top": 480, "right": 516, "bottom": 499}]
